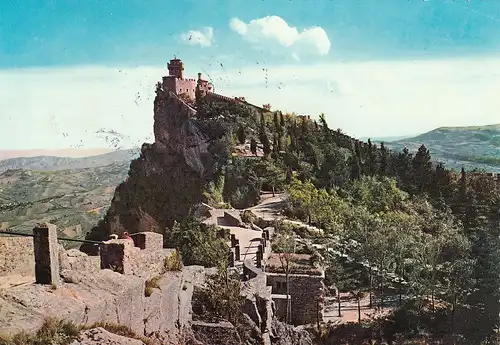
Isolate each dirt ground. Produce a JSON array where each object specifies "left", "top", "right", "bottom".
[{"left": 324, "top": 292, "right": 395, "bottom": 324}]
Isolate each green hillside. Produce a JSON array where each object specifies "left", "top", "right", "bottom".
[{"left": 383, "top": 124, "right": 500, "bottom": 172}]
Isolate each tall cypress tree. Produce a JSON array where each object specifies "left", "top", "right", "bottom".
[
  {"left": 259, "top": 113, "right": 271, "bottom": 156},
  {"left": 236, "top": 124, "right": 246, "bottom": 144},
  {"left": 412, "top": 144, "right": 432, "bottom": 194},
  {"left": 379, "top": 142, "right": 389, "bottom": 176},
  {"left": 273, "top": 111, "right": 280, "bottom": 135},
  {"left": 459, "top": 167, "right": 467, "bottom": 203}
]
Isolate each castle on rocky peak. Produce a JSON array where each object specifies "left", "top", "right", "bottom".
[
  {"left": 162, "top": 57, "right": 274, "bottom": 112},
  {"left": 162, "top": 57, "right": 214, "bottom": 101}
]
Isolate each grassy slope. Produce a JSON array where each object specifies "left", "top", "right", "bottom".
[{"left": 383, "top": 124, "right": 500, "bottom": 172}]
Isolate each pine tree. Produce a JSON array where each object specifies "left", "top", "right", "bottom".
[
  {"left": 350, "top": 153, "right": 361, "bottom": 180},
  {"left": 280, "top": 111, "right": 285, "bottom": 128},
  {"left": 273, "top": 112, "right": 280, "bottom": 134},
  {"left": 364, "top": 139, "right": 376, "bottom": 176},
  {"left": 319, "top": 113, "right": 331, "bottom": 143},
  {"left": 272, "top": 133, "right": 279, "bottom": 155},
  {"left": 397, "top": 147, "right": 413, "bottom": 187}
]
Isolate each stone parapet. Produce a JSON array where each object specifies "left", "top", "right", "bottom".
[
  {"left": 33, "top": 223, "right": 59, "bottom": 285},
  {"left": 99, "top": 232, "right": 176, "bottom": 279},
  {"left": 99, "top": 239, "right": 136, "bottom": 275},
  {"left": 132, "top": 232, "right": 163, "bottom": 251}
]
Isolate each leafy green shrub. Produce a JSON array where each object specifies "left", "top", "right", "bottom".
[
  {"left": 144, "top": 276, "right": 162, "bottom": 297},
  {"left": 192, "top": 270, "right": 244, "bottom": 326},
  {"left": 164, "top": 251, "right": 183, "bottom": 271},
  {"left": 240, "top": 210, "right": 257, "bottom": 224},
  {"left": 202, "top": 174, "right": 225, "bottom": 207},
  {"left": 165, "top": 216, "right": 230, "bottom": 268}
]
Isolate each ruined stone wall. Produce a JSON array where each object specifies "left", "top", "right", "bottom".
[
  {"left": 0, "top": 236, "right": 34, "bottom": 278},
  {"left": 0, "top": 237, "right": 207, "bottom": 345},
  {"left": 267, "top": 273, "right": 324, "bottom": 326}
]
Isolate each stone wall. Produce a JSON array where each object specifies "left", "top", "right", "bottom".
[
  {"left": 59, "top": 248, "right": 100, "bottom": 273},
  {"left": 162, "top": 76, "right": 196, "bottom": 100},
  {"left": 0, "top": 235, "right": 34, "bottom": 278},
  {"left": 241, "top": 260, "right": 314, "bottom": 344},
  {"left": 267, "top": 273, "right": 324, "bottom": 326}
]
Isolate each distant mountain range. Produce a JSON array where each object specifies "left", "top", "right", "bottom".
[
  {"left": 360, "top": 135, "right": 415, "bottom": 143},
  {"left": 0, "top": 148, "right": 116, "bottom": 161},
  {"left": 382, "top": 124, "right": 500, "bottom": 172},
  {"left": 0, "top": 148, "right": 139, "bottom": 172}
]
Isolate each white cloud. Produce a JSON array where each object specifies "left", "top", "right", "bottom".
[
  {"left": 1, "top": 57, "right": 500, "bottom": 150},
  {"left": 180, "top": 27, "right": 214, "bottom": 47},
  {"left": 229, "top": 16, "right": 331, "bottom": 57},
  {"left": 207, "top": 57, "right": 500, "bottom": 138},
  {"left": 0, "top": 66, "right": 162, "bottom": 150}
]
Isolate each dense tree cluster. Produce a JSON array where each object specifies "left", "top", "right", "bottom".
[
  {"left": 192, "top": 98, "right": 500, "bottom": 343},
  {"left": 164, "top": 216, "right": 230, "bottom": 268}
]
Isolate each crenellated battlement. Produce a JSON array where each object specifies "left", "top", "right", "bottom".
[{"left": 161, "top": 56, "right": 279, "bottom": 113}]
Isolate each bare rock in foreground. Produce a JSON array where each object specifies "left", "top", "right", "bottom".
[{"left": 70, "top": 327, "right": 145, "bottom": 345}]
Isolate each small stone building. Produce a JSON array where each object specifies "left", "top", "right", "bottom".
[{"left": 265, "top": 253, "right": 325, "bottom": 326}]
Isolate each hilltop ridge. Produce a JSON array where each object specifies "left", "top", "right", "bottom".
[
  {"left": 0, "top": 149, "right": 138, "bottom": 172},
  {"left": 384, "top": 123, "right": 500, "bottom": 172}
]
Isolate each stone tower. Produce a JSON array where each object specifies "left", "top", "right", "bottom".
[{"left": 167, "top": 58, "right": 184, "bottom": 79}]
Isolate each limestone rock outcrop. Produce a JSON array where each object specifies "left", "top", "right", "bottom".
[
  {"left": 70, "top": 327, "right": 146, "bottom": 345},
  {"left": 0, "top": 251, "right": 206, "bottom": 345},
  {"left": 82, "top": 89, "right": 228, "bottom": 247}
]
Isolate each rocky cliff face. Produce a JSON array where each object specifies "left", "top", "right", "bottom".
[{"left": 82, "top": 88, "right": 230, "bottom": 249}]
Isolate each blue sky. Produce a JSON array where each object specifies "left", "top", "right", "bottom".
[
  {"left": 2, "top": 0, "right": 500, "bottom": 67},
  {"left": 1, "top": 0, "right": 500, "bottom": 150}
]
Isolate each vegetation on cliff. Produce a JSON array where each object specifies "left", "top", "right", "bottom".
[{"left": 165, "top": 216, "right": 230, "bottom": 267}]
